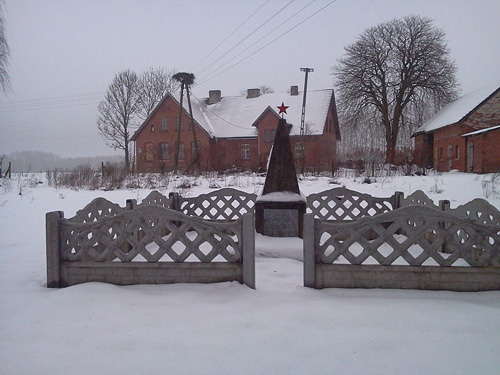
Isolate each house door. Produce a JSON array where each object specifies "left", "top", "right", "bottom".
[
  {"left": 466, "top": 141, "right": 474, "bottom": 172},
  {"left": 447, "top": 145, "right": 453, "bottom": 171}
]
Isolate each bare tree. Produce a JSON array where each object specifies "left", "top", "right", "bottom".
[
  {"left": 258, "top": 85, "right": 274, "bottom": 94},
  {"left": 0, "top": 0, "right": 10, "bottom": 94},
  {"left": 97, "top": 70, "right": 139, "bottom": 170},
  {"left": 333, "top": 15, "right": 459, "bottom": 164},
  {"left": 136, "top": 67, "right": 179, "bottom": 120}
]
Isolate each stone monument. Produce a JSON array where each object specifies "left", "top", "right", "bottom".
[{"left": 255, "top": 103, "right": 306, "bottom": 237}]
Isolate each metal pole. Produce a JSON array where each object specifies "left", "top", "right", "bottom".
[
  {"left": 299, "top": 68, "right": 314, "bottom": 173},
  {"left": 299, "top": 68, "right": 314, "bottom": 137}
]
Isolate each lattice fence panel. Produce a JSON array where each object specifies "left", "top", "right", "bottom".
[
  {"left": 68, "top": 197, "right": 127, "bottom": 223},
  {"left": 178, "top": 188, "right": 257, "bottom": 221},
  {"left": 61, "top": 206, "right": 243, "bottom": 263},
  {"left": 137, "top": 190, "right": 173, "bottom": 209},
  {"left": 306, "top": 187, "right": 396, "bottom": 221},
  {"left": 317, "top": 206, "right": 500, "bottom": 267},
  {"left": 447, "top": 198, "right": 500, "bottom": 226},
  {"left": 400, "top": 190, "right": 439, "bottom": 209}
]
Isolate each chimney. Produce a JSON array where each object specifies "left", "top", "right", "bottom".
[
  {"left": 247, "top": 88, "right": 260, "bottom": 99},
  {"left": 208, "top": 90, "right": 222, "bottom": 104},
  {"left": 290, "top": 86, "right": 299, "bottom": 96}
]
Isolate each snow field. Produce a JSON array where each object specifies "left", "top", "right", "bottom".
[{"left": 0, "top": 172, "right": 499, "bottom": 374}]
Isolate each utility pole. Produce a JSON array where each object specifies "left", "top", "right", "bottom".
[
  {"left": 299, "top": 67, "right": 314, "bottom": 173},
  {"left": 299, "top": 68, "right": 314, "bottom": 137},
  {"left": 172, "top": 72, "right": 196, "bottom": 174}
]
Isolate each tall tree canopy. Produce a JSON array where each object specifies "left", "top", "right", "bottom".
[
  {"left": 333, "top": 15, "right": 459, "bottom": 164},
  {"left": 97, "top": 70, "right": 140, "bottom": 170},
  {"left": 136, "top": 67, "right": 179, "bottom": 120},
  {"left": 0, "top": 0, "right": 11, "bottom": 94},
  {"left": 97, "top": 67, "right": 178, "bottom": 169}
]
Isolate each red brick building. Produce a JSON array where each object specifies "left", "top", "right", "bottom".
[
  {"left": 413, "top": 85, "right": 500, "bottom": 173},
  {"left": 132, "top": 87, "right": 341, "bottom": 173}
]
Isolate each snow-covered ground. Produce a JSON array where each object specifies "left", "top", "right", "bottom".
[{"left": 1, "top": 171, "right": 499, "bottom": 375}]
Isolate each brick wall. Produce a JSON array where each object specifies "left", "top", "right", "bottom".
[
  {"left": 464, "top": 90, "right": 500, "bottom": 129},
  {"left": 467, "top": 129, "right": 500, "bottom": 173}
]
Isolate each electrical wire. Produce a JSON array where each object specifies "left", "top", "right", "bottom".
[
  {"left": 0, "top": 92, "right": 103, "bottom": 112},
  {"left": 196, "top": 0, "right": 318, "bottom": 84},
  {"left": 195, "top": 0, "right": 296, "bottom": 76},
  {"left": 196, "top": 0, "right": 338, "bottom": 86},
  {"left": 190, "top": 93, "right": 250, "bottom": 130},
  {"left": 190, "top": 0, "right": 270, "bottom": 72}
]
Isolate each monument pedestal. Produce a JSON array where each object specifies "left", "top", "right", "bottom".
[{"left": 255, "top": 196, "right": 306, "bottom": 238}]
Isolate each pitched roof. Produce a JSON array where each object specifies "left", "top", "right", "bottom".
[
  {"left": 133, "top": 89, "right": 335, "bottom": 140},
  {"left": 415, "top": 83, "right": 500, "bottom": 134}
]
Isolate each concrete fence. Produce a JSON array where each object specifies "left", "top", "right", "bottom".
[
  {"left": 47, "top": 187, "right": 499, "bottom": 291},
  {"left": 46, "top": 206, "right": 255, "bottom": 289},
  {"left": 303, "top": 205, "right": 500, "bottom": 291}
]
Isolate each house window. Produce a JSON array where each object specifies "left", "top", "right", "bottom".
[
  {"left": 150, "top": 124, "right": 155, "bottom": 132},
  {"left": 455, "top": 145, "right": 460, "bottom": 160},
  {"left": 189, "top": 122, "right": 193, "bottom": 131},
  {"left": 161, "top": 118, "right": 167, "bottom": 131},
  {"left": 176, "top": 118, "right": 182, "bottom": 131},
  {"left": 160, "top": 143, "right": 169, "bottom": 160},
  {"left": 241, "top": 144, "right": 250, "bottom": 160},
  {"left": 145, "top": 143, "right": 154, "bottom": 161},
  {"left": 264, "top": 129, "right": 276, "bottom": 142},
  {"left": 191, "top": 141, "right": 201, "bottom": 160},
  {"left": 447, "top": 145, "right": 453, "bottom": 159},
  {"left": 439, "top": 148, "right": 443, "bottom": 160},
  {"left": 177, "top": 143, "right": 185, "bottom": 159},
  {"left": 295, "top": 142, "right": 304, "bottom": 158}
]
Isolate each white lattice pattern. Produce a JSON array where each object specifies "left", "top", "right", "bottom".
[
  {"left": 179, "top": 188, "right": 257, "bottom": 220},
  {"left": 306, "top": 187, "right": 396, "bottom": 221},
  {"left": 68, "top": 197, "right": 127, "bottom": 223},
  {"left": 317, "top": 206, "right": 500, "bottom": 267},
  {"left": 62, "top": 206, "right": 243, "bottom": 263}
]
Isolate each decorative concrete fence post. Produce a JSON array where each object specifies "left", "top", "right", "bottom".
[
  {"left": 46, "top": 211, "right": 63, "bottom": 288},
  {"left": 242, "top": 213, "right": 256, "bottom": 289},
  {"left": 303, "top": 213, "right": 316, "bottom": 288}
]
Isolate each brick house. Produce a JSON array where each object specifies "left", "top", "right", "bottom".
[
  {"left": 413, "top": 84, "right": 500, "bottom": 173},
  {"left": 131, "top": 87, "right": 341, "bottom": 173}
]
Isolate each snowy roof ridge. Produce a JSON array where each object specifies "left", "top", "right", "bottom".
[
  {"left": 416, "top": 83, "right": 500, "bottom": 134},
  {"left": 133, "top": 88, "right": 335, "bottom": 140}
]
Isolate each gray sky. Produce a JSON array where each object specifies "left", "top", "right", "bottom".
[{"left": 1, "top": 0, "right": 499, "bottom": 158}]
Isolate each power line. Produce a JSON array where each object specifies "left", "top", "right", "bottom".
[
  {"left": 190, "top": 93, "right": 250, "bottom": 130},
  {"left": 196, "top": 0, "right": 318, "bottom": 84},
  {"left": 197, "top": 0, "right": 338, "bottom": 86},
  {"left": 190, "top": 0, "right": 270, "bottom": 72},
  {"left": 0, "top": 92, "right": 103, "bottom": 112},
  {"left": 195, "top": 0, "right": 296, "bottom": 76}
]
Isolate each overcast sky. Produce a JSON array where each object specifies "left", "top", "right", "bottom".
[{"left": 1, "top": 0, "right": 499, "bottom": 158}]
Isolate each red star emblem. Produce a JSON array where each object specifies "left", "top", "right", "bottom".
[{"left": 277, "top": 102, "right": 289, "bottom": 115}]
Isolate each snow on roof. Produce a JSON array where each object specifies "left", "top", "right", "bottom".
[
  {"left": 462, "top": 124, "right": 500, "bottom": 137},
  {"left": 417, "top": 83, "right": 500, "bottom": 133},
  {"left": 175, "top": 89, "right": 334, "bottom": 138}
]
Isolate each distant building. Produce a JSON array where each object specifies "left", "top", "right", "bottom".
[
  {"left": 413, "top": 84, "right": 500, "bottom": 173},
  {"left": 131, "top": 87, "right": 341, "bottom": 173}
]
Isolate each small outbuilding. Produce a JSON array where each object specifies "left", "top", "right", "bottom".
[{"left": 413, "top": 84, "right": 500, "bottom": 173}]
